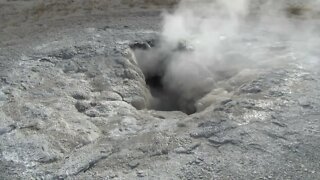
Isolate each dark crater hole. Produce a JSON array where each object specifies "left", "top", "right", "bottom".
[{"left": 130, "top": 40, "right": 197, "bottom": 115}]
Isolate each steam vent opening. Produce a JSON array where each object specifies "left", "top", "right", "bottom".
[{"left": 129, "top": 40, "right": 197, "bottom": 115}]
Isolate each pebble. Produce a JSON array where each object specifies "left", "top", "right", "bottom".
[
  {"left": 137, "top": 170, "right": 145, "bottom": 177},
  {"left": 75, "top": 101, "right": 90, "bottom": 112},
  {"left": 128, "top": 160, "right": 140, "bottom": 169},
  {"left": 71, "top": 92, "right": 88, "bottom": 100},
  {"left": 174, "top": 147, "right": 189, "bottom": 154}
]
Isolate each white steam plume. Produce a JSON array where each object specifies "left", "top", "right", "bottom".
[{"left": 134, "top": 0, "right": 320, "bottom": 113}]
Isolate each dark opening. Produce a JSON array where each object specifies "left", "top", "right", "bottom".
[
  {"left": 146, "top": 75, "right": 163, "bottom": 89},
  {"left": 129, "top": 40, "right": 197, "bottom": 115}
]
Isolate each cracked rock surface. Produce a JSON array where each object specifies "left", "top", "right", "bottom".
[{"left": 1, "top": 0, "right": 320, "bottom": 179}]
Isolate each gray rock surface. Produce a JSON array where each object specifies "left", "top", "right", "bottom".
[{"left": 1, "top": 0, "right": 320, "bottom": 179}]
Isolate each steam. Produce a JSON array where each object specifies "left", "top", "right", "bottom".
[
  {"left": 160, "top": 0, "right": 250, "bottom": 111},
  {"left": 133, "top": 0, "right": 320, "bottom": 114}
]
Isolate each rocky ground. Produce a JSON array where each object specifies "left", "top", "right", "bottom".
[{"left": 1, "top": 0, "right": 320, "bottom": 179}]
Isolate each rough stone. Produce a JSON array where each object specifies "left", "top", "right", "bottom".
[{"left": 0, "top": 1, "right": 320, "bottom": 180}]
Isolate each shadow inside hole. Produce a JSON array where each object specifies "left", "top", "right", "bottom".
[
  {"left": 146, "top": 74, "right": 196, "bottom": 115},
  {"left": 130, "top": 40, "right": 196, "bottom": 115}
]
